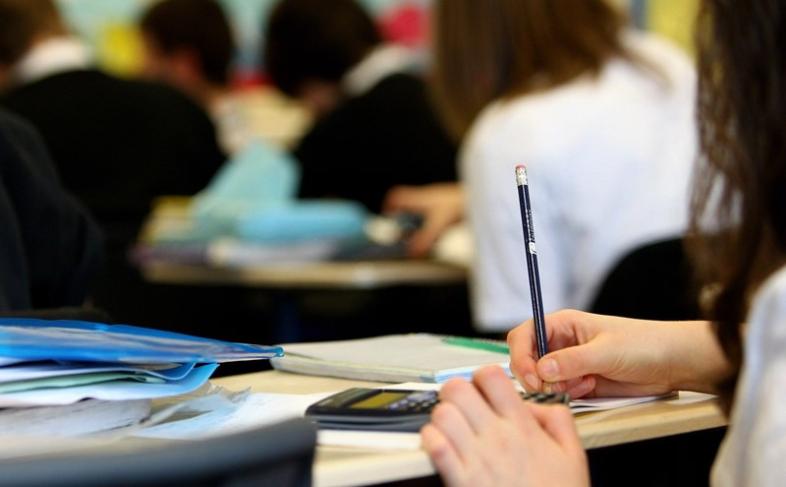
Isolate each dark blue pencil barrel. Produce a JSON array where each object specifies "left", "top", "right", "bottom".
[{"left": 515, "top": 166, "right": 549, "bottom": 359}]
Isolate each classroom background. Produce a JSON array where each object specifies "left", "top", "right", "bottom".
[
  {"left": 28, "top": 0, "right": 702, "bottom": 357},
  {"left": 58, "top": 0, "right": 699, "bottom": 80},
  {"left": 0, "top": 0, "right": 740, "bottom": 485}
]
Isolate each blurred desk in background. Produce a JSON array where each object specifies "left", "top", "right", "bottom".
[
  {"left": 140, "top": 260, "right": 466, "bottom": 289},
  {"left": 131, "top": 197, "right": 473, "bottom": 347},
  {"left": 136, "top": 196, "right": 467, "bottom": 290}
]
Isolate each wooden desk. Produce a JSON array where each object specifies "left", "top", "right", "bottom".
[
  {"left": 213, "top": 371, "right": 727, "bottom": 487},
  {"left": 141, "top": 260, "right": 467, "bottom": 289}
]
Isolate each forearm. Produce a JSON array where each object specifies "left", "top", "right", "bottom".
[{"left": 665, "top": 321, "right": 733, "bottom": 393}]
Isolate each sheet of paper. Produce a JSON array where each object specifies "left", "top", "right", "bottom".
[
  {"left": 318, "top": 430, "right": 421, "bottom": 450},
  {"left": 0, "top": 372, "right": 164, "bottom": 394},
  {"left": 666, "top": 391, "right": 716, "bottom": 405},
  {"left": 0, "top": 398, "right": 151, "bottom": 437},
  {"left": 0, "top": 362, "right": 195, "bottom": 383},
  {"left": 387, "top": 382, "right": 674, "bottom": 413},
  {"left": 569, "top": 393, "right": 677, "bottom": 412},
  {"left": 134, "top": 391, "right": 332, "bottom": 440},
  {"left": 0, "top": 363, "right": 217, "bottom": 407}
]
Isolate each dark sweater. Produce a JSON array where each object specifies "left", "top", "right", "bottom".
[
  {"left": 1, "top": 69, "right": 225, "bottom": 321},
  {"left": 0, "top": 69, "right": 225, "bottom": 247},
  {"left": 294, "top": 73, "right": 457, "bottom": 213},
  {"left": 0, "top": 110, "right": 103, "bottom": 311}
]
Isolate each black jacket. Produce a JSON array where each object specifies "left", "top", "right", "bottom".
[
  {"left": 295, "top": 73, "right": 457, "bottom": 213},
  {"left": 1, "top": 69, "right": 225, "bottom": 248},
  {"left": 0, "top": 110, "right": 103, "bottom": 311}
]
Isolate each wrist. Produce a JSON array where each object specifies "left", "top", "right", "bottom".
[{"left": 665, "top": 321, "right": 731, "bottom": 393}]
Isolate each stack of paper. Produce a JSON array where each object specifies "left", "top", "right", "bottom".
[{"left": 0, "top": 318, "right": 282, "bottom": 435}]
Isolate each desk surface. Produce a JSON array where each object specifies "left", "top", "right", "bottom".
[{"left": 213, "top": 371, "right": 728, "bottom": 487}]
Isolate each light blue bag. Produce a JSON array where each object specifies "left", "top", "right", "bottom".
[{"left": 193, "top": 140, "right": 299, "bottom": 233}]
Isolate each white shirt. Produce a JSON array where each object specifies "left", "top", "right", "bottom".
[
  {"left": 712, "top": 264, "right": 786, "bottom": 486},
  {"left": 341, "top": 44, "right": 417, "bottom": 97},
  {"left": 462, "top": 31, "right": 697, "bottom": 331}
]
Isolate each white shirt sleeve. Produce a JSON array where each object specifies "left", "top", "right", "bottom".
[{"left": 712, "top": 266, "right": 786, "bottom": 486}]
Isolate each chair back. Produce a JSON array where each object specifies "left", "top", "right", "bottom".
[{"left": 590, "top": 238, "right": 701, "bottom": 320}]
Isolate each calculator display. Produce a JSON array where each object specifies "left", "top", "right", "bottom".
[{"left": 350, "top": 391, "right": 408, "bottom": 409}]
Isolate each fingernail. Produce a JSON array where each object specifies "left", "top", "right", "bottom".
[
  {"left": 524, "top": 373, "right": 540, "bottom": 390},
  {"left": 540, "top": 358, "right": 559, "bottom": 380}
]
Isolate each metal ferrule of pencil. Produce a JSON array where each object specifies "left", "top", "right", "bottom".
[{"left": 515, "top": 165, "right": 549, "bottom": 359}]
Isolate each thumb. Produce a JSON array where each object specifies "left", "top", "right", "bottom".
[
  {"left": 408, "top": 227, "right": 440, "bottom": 257},
  {"left": 382, "top": 186, "right": 414, "bottom": 214},
  {"left": 408, "top": 212, "right": 449, "bottom": 257},
  {"left": 536, "top": 342, "right": 609, "bottom": 382}
]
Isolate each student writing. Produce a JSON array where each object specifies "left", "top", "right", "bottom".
[{"left": 421, "top": 1, "right": 786, "bottom": 485}]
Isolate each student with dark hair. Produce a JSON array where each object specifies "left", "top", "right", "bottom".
[
  {"left": 422, "top": 0, "right": 786, "bottom": 485},
  {"left": 0, "top": 0, "right": 224, "bottom": 321},
  {"left": 139, "top": 0, "right": 248, "bottom": 153},
  {"left": 264, "top": 0, "right": 457, "bottom": 214},
  {"left": 0, "top": 109, "right": 102, "bottom": 311},
  {"left": 140, "top": 0, "right": 235, "bottom": 93}
]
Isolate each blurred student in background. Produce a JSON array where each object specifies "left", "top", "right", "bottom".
[
  {"left": 0, "top": 109, "right": 102, "bottom": 312},
  {"left": 141, "top": 0, "right": 251, "bottom": 154},
  {"left": 390, "top": 0, "right": 697, "bottom": 332},
  {"left": 264, "top": 0, "right": 457, "bottom": 214},
  {"left": 0, "top": 0, "right": 224, "bottom": 321}
]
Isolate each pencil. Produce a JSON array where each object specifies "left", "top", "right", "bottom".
[{"left": 515, "top": 165, "right": 549, "bottom": 359}]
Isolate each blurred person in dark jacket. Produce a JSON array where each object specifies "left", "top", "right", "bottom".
[
  {"left": 264, "top": 0, "right": 457, "bottom": 214},
  {"left": 0, "top": 0, "right": 225, "bottom": 321},
  {"left": 0, "top": 109, "right": 102, "bottom": 312}
]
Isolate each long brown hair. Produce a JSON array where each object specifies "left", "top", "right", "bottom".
[
  {"left": 431, "top": 0, "right": 632, "bottom": 139},
  {"left": 690, "top": 0, "right": 786, "bottom": 412}
]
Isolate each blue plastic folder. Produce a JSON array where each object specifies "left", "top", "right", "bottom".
[{"left": 0, "top": 318, "right": 284, "bottom": 364}]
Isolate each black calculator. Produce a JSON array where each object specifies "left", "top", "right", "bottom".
[{"left": 305, "top": 388, "right": 570, "bottom": 432}]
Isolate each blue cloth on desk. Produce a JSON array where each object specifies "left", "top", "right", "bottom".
[
  {"left": 194, "top": 141, "right": 299, "bottom": 226},
  {"left": 190, "top": 140, "right": 368, "bottom": 243},
  {"left": 235, "top": 201, "right": 367, "bottom": 243}
]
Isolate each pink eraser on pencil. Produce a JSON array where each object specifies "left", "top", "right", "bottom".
[{"left": 515, "top": 164, "right": 525, "bottom": 170}]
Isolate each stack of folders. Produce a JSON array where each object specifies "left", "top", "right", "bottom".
[{"left": 0, "top": 318, "right": 282, "bottom": 437}]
